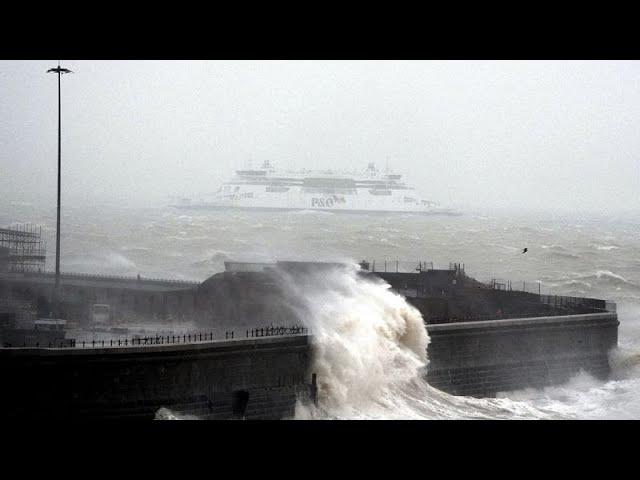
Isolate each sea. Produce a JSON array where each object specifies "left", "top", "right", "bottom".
[{"left": 3, "top": 201, "right": 640, "bottom": 419}]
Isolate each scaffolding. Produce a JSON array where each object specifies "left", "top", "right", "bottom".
[{"left": 0, "top": 224, "right": 47, "bottom": 273}]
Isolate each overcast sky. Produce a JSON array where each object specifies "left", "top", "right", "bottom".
[{"left": 1, "top": 60, "right": 638, "bottom": 214}]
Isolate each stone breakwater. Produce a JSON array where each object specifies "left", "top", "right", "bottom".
[
  {"left": 426, "top": 312, "right": 619, "bottom": 397},
  {"left": 0, "top": 335, "right": 313, "bottom": 420}
]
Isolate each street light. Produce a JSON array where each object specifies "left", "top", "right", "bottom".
[{"left": 47, "top": 62, "right": 72, "bottom": 314}]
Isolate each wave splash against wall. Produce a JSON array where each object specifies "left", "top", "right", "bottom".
[{"left": 283, "top": 264, "right": 557, "bottom": 419}]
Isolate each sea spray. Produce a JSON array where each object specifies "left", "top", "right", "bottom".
[
  {"left": 154, "top": 407, "right": 200, "bottom": 420},
  {"left": 282, "top": 263, "right": 557, "bottom": 419},
  {"left": 276, "top": 263, "right": 429, "bottom": 418}
]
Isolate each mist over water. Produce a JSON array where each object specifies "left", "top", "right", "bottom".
[{"left": 3, "top": 202, "right": 640, "bottom": 419}]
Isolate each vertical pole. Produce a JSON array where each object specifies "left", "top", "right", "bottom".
[
  {"left": 53, "top": 69, "right": 62, "bottom": 319},
  {"left": 55, "top": 69, "right": 61, "bottom": 288}
]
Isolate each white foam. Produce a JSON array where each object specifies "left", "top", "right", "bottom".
[{"left": 284, "top": 264, "right": 558, "bottom": 419}]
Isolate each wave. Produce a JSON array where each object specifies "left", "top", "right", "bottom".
[
  {"left": 560, "top": 279, "right": 593, "bottom": 290},
  {"left": 540, "top": 244, "right": 566, "bottom": 250},
  {"left": 154, "top": 407, "right": 200, "bottom": 420},
  {"left": 555, "top": 270, "right": 640, "bottom": 293},
  {"left": 190, "top": 251, "right": 232, "bottom": 268},
  {"left": 591, "top": 244, "right": 620, "bottom": 251},
  {"left": 546, "top": 251, "right": 581, "bottom": 260},
  {"left": 595, "top": 270, "right": 629, "bottom": 283},
  {"left": 65, "top": 252, "right": 137, "bottom": 273},
  {"left": 277, "top": 264, "right": 557, "bottom": 419}
]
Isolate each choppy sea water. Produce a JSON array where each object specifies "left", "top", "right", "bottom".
[{"left": 3, "top": 202, "right": 640, "bottom": 419}]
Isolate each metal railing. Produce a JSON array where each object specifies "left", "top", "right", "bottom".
[
  {"left": 427, "top": 304, "right": 614, "bottom": 325},
  {"left": 2, "top": 325, "right": 310, "bottom": 349},
  {"left": 241, "top": 325, "right": 308, "bottom": 338},
  {"left": 361, "top": 260, "right": 463, "bottom": 273},
  {"left": 4, "top": 270, "right": 200, "bottom": 287}
]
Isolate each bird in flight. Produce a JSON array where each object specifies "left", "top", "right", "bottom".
[{"left": 522, "top": 248, "right": 528, "bottom": 254}]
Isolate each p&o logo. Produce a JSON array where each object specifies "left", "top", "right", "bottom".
[{"left": 311, "top": 195, "right": 346, "bottom": 208}]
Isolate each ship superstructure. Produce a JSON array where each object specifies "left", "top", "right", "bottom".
[{"left": 172, "top": 161, "right": 457, "bottom": 214}]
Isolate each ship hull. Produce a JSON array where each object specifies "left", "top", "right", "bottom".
[{"left": 170, "top": 204, "right": 461, "bottom": 216}]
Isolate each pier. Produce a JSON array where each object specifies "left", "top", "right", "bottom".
[{"left": 0, "top": 334, "right": 313, "bottom": 420}]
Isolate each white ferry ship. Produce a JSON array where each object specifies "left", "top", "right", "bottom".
[{"left": 171, "top": 162, "right": 458, "bottom": 215}]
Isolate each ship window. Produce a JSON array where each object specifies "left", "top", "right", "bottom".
[
  {"left": 266, "top": 186, "right": 290, "bottom": 193},
  {"left": 369, "top": 189, "right": 392, "bottom": 196},
  {"left": 303, "top": 178, "right": 356, "bottom": 189}
]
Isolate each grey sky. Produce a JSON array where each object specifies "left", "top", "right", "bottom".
[{"left": 1, "top": 60, "right": 638, "bottom": 214}]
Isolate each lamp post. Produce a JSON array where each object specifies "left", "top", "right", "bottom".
[{"left": 47, "top": 62, "right": 72, "bottom": 314}]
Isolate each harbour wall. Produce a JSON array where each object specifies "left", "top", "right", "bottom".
[
  {"left": 0, "top": 334, "right": 313, "bottom": 420},
  {"left": 425, "top": 312, "right": 619, "bottom": 397},
  {"left": 0, "top": 312, "right": 619, "bottom": 420}
]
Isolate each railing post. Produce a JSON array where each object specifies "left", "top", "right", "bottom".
[{"left": 310, "top": 373, "right": 318, "bottom": 407}]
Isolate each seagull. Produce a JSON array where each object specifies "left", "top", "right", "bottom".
[{"left": 522, "top": 248, "right": 528, "bottom": 254}]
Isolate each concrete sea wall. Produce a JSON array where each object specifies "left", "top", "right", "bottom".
[
  {"left": 0, "top": 335, "right": 313, "bottom": 420},
  {"left": 425, "top": 312, "right": 619, "bottom": 397},
  {"left": 0, "top": 311, "right": 620, "bottom": 419}
]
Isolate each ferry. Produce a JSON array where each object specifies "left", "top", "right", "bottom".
[{"left": 171, "top": 161, "right": 459, "bottom": 215}]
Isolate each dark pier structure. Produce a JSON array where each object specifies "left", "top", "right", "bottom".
[
  {"left": 0, "top": 334, "right": 313, "bottom": 420},
  {"left": 0, "top": 255, "right": 619, "bottom": 418},
  {"left": 192, "top": 260, "right": 619, "bottom": 397}
]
